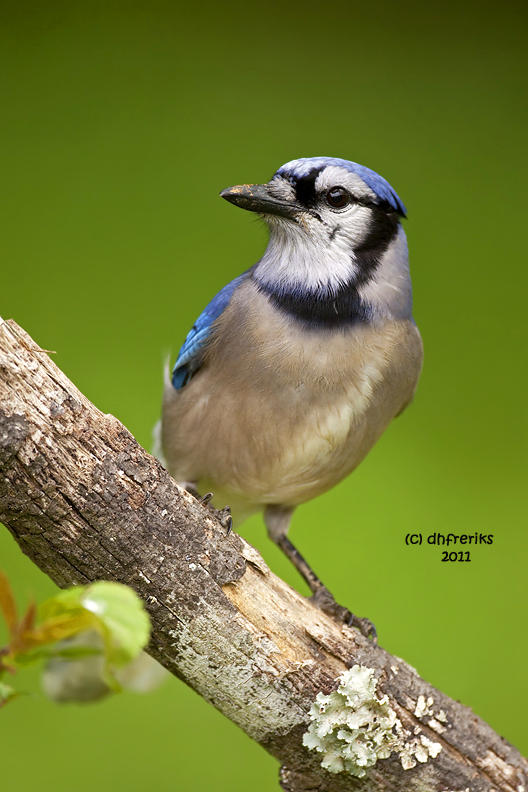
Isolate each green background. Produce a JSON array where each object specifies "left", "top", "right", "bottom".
[{"left": 1, "top": 1, "right": 527, "bottom": 788}]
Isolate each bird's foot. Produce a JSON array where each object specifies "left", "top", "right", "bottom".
[
  {"left": 310, "top": 586, "right": 377, "bottom": 642},
  {"left": 197, "top": 493, "right": 233, "bottom": 536},
  {"left": 216, "top": 506, "right": 233, "bottom": 536}
]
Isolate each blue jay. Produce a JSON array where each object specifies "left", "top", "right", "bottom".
[{"left": 161, "top": 157, "right": 423, "bottom": 638}]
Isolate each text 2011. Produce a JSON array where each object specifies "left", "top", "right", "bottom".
[{"left": 441, "top": 551, "right": 471, "bottom": 562}]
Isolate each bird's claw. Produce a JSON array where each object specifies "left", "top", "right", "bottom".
[
  {"left": 310, "top": 587, "right": 377, "bottom": 642},
  {"left": 217, "top": 505, "right": 232, "bottom": 536},
  {"left": 347, "top": 613, "right": 377, "bottom": 642},
  {"left": 198, "top": 492, "right": 233, "bottom": 536}
]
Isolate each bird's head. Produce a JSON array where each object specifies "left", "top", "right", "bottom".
[
  {"left": 220, "top": 157, "right": 408, "bottom": 301},
  {"left": 221, "top": 156, "right": 405, "bottom": 224}
]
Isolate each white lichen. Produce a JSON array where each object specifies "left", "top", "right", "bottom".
[
  {"left": 399, "top": 734, "right": 442, "bottom": 769},
  {"left": 303, "top": 665, "right": 442, "bottom": 777},
  {"left": 427, "top": 717, "right": 446, "bottom": 734},
  {"left": 303, "top": 665, "right": 399, "bottom": 776},
  {"left": 415, "top": 695, "right": 428, "bottom": 717},
  {"left": 414, "top": 694, "right": 435, "bottom": 718}
]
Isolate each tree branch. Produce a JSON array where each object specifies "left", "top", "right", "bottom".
[{"left": 0, "top": 316, "right": 525, "bottom": 792}]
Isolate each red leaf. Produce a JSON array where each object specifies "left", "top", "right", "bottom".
[
  {"left": 18, "top": 600, "right": 37, "bottom": 639},
  {"left": 0, "top": 571, "right": 18, "bottom": 640}
]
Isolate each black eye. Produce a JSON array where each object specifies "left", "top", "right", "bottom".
[{"left": 326, "top": 187, "right": 350, "bottom": 208}]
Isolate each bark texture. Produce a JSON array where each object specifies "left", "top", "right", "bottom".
[{"left": 0, "top": 316, "right": 526, "bottom": 792}]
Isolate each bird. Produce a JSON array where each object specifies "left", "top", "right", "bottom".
[{"left": 160, "top": 156, "right": 423, "bottom": 639}]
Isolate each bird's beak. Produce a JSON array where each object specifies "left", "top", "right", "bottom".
[{"left": 220, "top": 183, "right": 297, "bottom": 220}]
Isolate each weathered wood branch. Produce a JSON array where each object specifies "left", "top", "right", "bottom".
[{"left": 0, "top": 316, "right": 525, "bottom": 792}]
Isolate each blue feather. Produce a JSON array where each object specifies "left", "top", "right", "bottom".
[
  {"left": 275, "top": 157, "right": 406, "bottom": 217},
  {"left": 172, "top": 271, "right": 250, "bottom": 389}
]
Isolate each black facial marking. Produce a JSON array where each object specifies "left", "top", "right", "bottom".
[
  {"left": 351, "top": 196, "right": 405, "bottom": 216},
  {"left": 294, "top": 167, "right": 324, "bottom": 208},
  {"left": 255, "top": 278, "right": 371, "bottom": 328},
  {"left": 353, "top": 207, "right": 399, "bottom": 286}
]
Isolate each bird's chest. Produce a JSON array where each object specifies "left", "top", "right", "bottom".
[
  {"left": 201, "top": 293, "right": 420, "bottom": 503},
  {"left": 216, "top": 292, "right": 406, "bottom": 431},
  {"left": 221, "top": 314, "right": 394, "bottom": 473},
  {"left": 260, "top": 329, "right": 388, "bottom": 461},
  {"left": 242, "top": 304, "right": 389, "bottom": 413}
]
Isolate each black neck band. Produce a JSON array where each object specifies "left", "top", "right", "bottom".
[{"left": 255, "top": 278, "right": 370, "bottom": 328}]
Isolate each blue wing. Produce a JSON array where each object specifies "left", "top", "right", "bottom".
[{"left": 172, "top": 271, "right": 250, "bottom": 390}]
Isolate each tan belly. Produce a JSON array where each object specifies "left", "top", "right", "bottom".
[{"left": 162, "top": 302, "right": 423, "bottom": 518}]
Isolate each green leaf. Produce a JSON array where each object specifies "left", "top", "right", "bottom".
[
  {"left": 79, "top": 582, "right": 150, "bottom": 667},
  {"left": 39, "top": 587, "right": 88, "bottom": 621},
  {"left": 42, "top": 583, "right": 151, "bottom": 667},
  {"left": 1, "top": 578, "right": 152, "bottom": 710}
]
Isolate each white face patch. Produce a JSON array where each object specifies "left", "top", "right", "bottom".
[
  {"left": 311, "top": 166, "right": 380, "bottom": 253},
  {"left": 255, "top": 212, "right": 363, "bottom": 293},
  {"left": 255, "top": 167, "right": 378, "bottom": 294}
]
